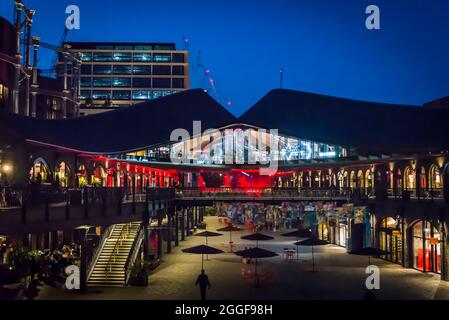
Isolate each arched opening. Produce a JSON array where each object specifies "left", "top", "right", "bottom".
[
  {"left": 429, "top": 164, "right": 443, "bottom": 190},
  {"left": 29, "top": 158, "right": 51, "bottom": 184},
  {"left": 55, "top": 161, "right": 71, "bottom": 188},
  {"left": 77, "top": 165, "right": 89, "bottom": 187},
  {"left": 396, "top": 169, "right": 402, "bottom": 195},
  {"left": 357, "top": 170, "right": 364, "bottom": 190},
  {"left": 419, "top": 166, "right": 427, "bottom": 189},
  {"left": 410, "top": 220, "right": 441, "bottom": 273},
  {"left": 378, "top": 216, "right": 402, "bottom": 264},
  {"left": 404, "top": 166, "right": 416, "bottom": 190},
  {"left": 365, "top": 169, "right": 374, "bottom": 192},
  {"left": 92, "top": 165, "right": 107, "bottom": 187},
  {"left": 350, "top": 171, "right": 356, "bottom": 190}
]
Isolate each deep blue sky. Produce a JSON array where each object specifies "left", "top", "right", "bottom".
[{"left": 2, "top": 0, "right": 449, "bottom": 116}]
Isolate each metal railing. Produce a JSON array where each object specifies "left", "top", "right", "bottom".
[
  {"left": 125, "top": 223, "right": 144, "bottom": 284},
  {"left": 104, "top": 223, "right": 131, "bottom": 280},
  {"left": 87, "top": 224, "right": 113, "bottom": 281}
]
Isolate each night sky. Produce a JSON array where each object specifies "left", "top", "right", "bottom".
[{"left": 1, "top": 0, "right": 449, "bottom": 116}]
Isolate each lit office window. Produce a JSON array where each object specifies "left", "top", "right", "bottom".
[
  {"left": 135, "top": 45, "right": 152, "bottom": 50},
  {"left": 132, "top": 90, "right": 152, "bottom": 100},
  {"left": 93, "top": 52, "right": 113, "bottom": 62},
  {"left": 80, "top": 90, "right": 92, "bottom": 99},
  {"left": 113, "top": 52, "right": 132, "bottom": 62},
  {"left": 153, "top": 65, "right": 171, "bottom": 75},
  {"left": 93, "top": 78, "right": 112, "bottom": 87},
  {"left": 153, "top": 90, "right": 173, "bottom": 99},
  {"left": 113, "top": 65, "right": 132, "bottom": 75},
  {"left": 154, "top": 45, "right": 175, "bottom": 50},
  {"left": 133, "top": 53, "right": 152, "bottom": 62},
  {"left": 153, "top": 53, "right": 171, "bottom": 62},
  {"left": 80, "top": 52, "right": 92, "bottom": 62},
  {"left": 132, "top": 65, "right": 151, "bottom": 75},
  {"left": 115, "top": 45, "right": 133, "bottom": 50},
  {"left": 112, "top": 78, "right": 131, "bottom": 87},
  {"left": 132, "top": 78, "right": 151, "bottom": 88},
  {"left": 93, "top": 65, "right": 112, "bottom": 74},
  {"left": 96, "top": 45, "right": 114, "bottom": 50},
  {"left": 92, "top": 90, "right": 111, "bottom": 99},
  {"left": 172, "top": 78, "right": 185, "bottom": 89},
  {"left": 172, "top": 66, "right": 185, "bottom": 75},
  {"left": 112, "top": 90, "right": 131, "bottom": 100},
  {"left": 80, "top": 77, "right": 92, "bottom": 87},
  {"left": 152, "top": 78, "right": 171, "bottom": 88}
]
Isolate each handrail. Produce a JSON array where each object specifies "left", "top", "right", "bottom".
[
  {"left": 104, "top": 223, "right": 130, "bottom": 280},
  {"left": 124, "top": 223, "right": 144, "bottom": 285},
  {"left": 87, "top": 224, "right": 113, "bottom": 281}
]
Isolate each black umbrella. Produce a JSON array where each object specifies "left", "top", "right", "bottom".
[
  {"left": 282, "top": 227, "right": 313, "bottom": 238},
  {"left": 234, "top": 247, "right": 278, "bottom": 287},
  {"left": 348, "top": 247, "right": 388, "bottom": 265},
  {"left": 195, "top": 231, "right": 223, "bottom": 260},
  {"left": 241, "top": 232, "right": 274, "bottom": 247},
  {"left": 294, "top": 238, "right": 329, "bottom": 272},
  {"left": 182, "top": 245, "right": 224, "bottom": 270},
  {"left": 217, "top": 225, "right": 243, "bottom": 252},
  {"left": 283, "top": 228, "right": 313, "bottom": 260}
]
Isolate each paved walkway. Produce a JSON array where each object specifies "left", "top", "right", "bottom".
[{"left": 34, "top": 216, "right": 449, "bottom": 300}]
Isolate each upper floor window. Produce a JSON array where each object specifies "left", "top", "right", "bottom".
[
  {"left": 113, "top": 65, "right": 132, "bottom": 75},
  {"left": 81, "top": 65, "right": 92, "bottom": 74},
  {"left": 133, "top": 65, "right": 151, "bottom": 75},
  {"left": 172, "top": 53, "right": 185, "bottom": 63},
  {"left": 172, "top": 66, "right": 185, "bottom": 75},
  {"left": 93, "top": 78, "right": 112, "bottom": 87},
  {"left": 93, "top": 52, "right": 113, "bottom": 62},
  {"left": 93, "top": 65, "right": 112, "bottom": 75},
  {"left": 113, "top": 52, "right": 132, "bottom": 62},
  {"left": 80, "top": 52, "right": 92, "bottom": 62},
  {"left": 153, "top": 53, "right": 171, "bottom": 62},
  {"left": 172, "top": 78, "right": 185, "bottom": 89},
  {"left": 133, "top": 53, "right": 152, "bottom": 62},
  {"left": 153, "top": 65, "right": 171, "bottom": 75},
  {"left": 96, "top": 45, "right": 114, "bottom": 50},
  {"left": 112, "top": 78, "right": 131, "bottom": 87},
  {"left": 153, "top": 78, "right": 171, "bottom": 88},
  {"left": 135, "top": 45, "right": 152, "bottom": 50},
  {"left": 115, "top": 45, "right": 133, "bottom": 50}
]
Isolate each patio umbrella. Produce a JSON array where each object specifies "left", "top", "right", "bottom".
[
  {"left": 195, "top": 231, "right": 223, "bottom": 260},
  {"left": 182, "top": 245, "right": 224, "bottom": 270},
  {"left": 348, "top": 247, "right": 387, "bottom": 265},
  {"left": 234, "top": 247, "right": 278, "bottom": 287},
  {"left": 241, "top": 232, "right": 273, "bottom": 247},
  {"left": 282, "top": 227, "right": 313, "bottom": 260},
  {"left": 294, "top": 238, "right": 329, "bottom": 272},
  {"left": 217, "top": 225, "right": 243, "bottom": 252}
]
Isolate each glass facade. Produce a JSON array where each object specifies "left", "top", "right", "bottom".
[
  {"left": 133, "top": 78, "right": 151, "bottom": 88},
  {"left": 153, "top": 53, "right": 171, "bottom": 62},
  {"left": 93, "top": 52, "right": 113, "bottom": 62},
  {"left": 113, "top": 65, "right": 132, "bottom": 75},
  {"left": 112, "top": 90, "right": 131, "bottom": 100},
  {"left": 93, "top": 78, "right": 112, "bottom": 87},
  {"left": 412, "top": 220, "right": 441, "bottom": 273},
  {"left": 113, "top": 52, "right": 132, "bottom": 62},
  {"left": 133, "top": 53, "right": 152, "bottom": 62},
  {"left": 133, "top": 65, "right": 151, "bottom": 75},
  {"left": 92, "top": 90, "right": 110, "bottom": 99},
  {"left": 93, "top": 65, "right": 112, "bottom": 75},
  {"left": 112, "top": 78, "right": 131, "bottom": 87}
]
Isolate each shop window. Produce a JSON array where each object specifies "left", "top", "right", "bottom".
[
  {"left": 404, "top": 167, "right": 416, "bottom": 189},
  {"left": 429, "top": 165, "right": 443, "bottom": 189},
  {"left": 411, "top": 220, "right": 441, "bottom": 273}
]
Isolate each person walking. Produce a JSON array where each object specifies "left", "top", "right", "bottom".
[{"left": 195, "top": 269, "right": 211, "bottom": 301}]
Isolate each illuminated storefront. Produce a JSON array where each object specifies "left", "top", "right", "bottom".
[
  {"left": 379, "top": 217, "right": 403, "bottom": 264},
  {"left": 411, "top": 220, "right": 441, "bottom": 273}
]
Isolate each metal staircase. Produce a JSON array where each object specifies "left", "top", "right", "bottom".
[{"left": 87, "top": 221, "right": 142, "bottom": 286}]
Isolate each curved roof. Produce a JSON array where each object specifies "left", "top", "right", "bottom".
[
  {"left": 238, "top": 89, "right": 449, "bottom": 153},
  {"left": 0, "top": 89, "right": 237, "bottom": 153}
]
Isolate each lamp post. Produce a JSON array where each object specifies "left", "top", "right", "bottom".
[{"left": 1, "top": 163, "right": 13, "bottom": 186}]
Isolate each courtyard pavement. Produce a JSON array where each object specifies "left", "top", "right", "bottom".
[{"left": 34, "top": 216, "right": 449, "bottom": 300}]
